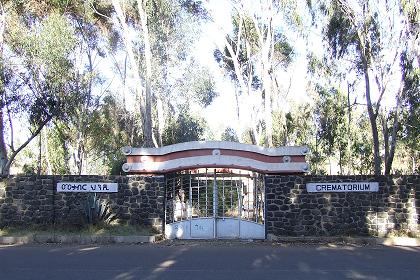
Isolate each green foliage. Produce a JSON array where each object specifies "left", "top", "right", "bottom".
[
  {"left": 5, "top": 10, "right": 78, "bottom": 125},
  {"left": 325, "top": 4, "right": 358, "bottom": 59},
  {"left": 7, "top": 12, "right": 76, "bottom": 77},
  {"left": 400, "top": 0, "right": 420, "bottom": 36},
  {"left": 214, "top": 12, "right": 275, "bottom": 89},
  {"left": 312, "top": 85, "right": 359, "bottom": 174},
  {"left": 47, "top": 124, "right": 71, "bottom": 174},
  {"left": 179, "top": 63, "right": 218, "bottom": 107},
  {"left": 180, "top": 0, "right": 209, "bottom": 19},
  {"left": 273, "top": 103, "right": 315, "bottom": 147},
  {"left": 215, "top": 9, "right": 294, "bottom": 85},
  {"left": 88, "top": 95, "right": 143, "bottom": 174},
  {"left": 351, "top": 116, "right": 374, "bottom": 174},
  {"left": 162, "top": 111, "right": 206, "bottom": 145},
  {"left": 21, "top": 163, "right": 36, "bottom": 175},
  {"left": 325, "top": 0, "right": 381, "bottom": 68},
  {"left": 241, "top": 128, "right": 256, "bottom": 145},
  {"left": 191, "top": 70, "right": 218, "bottom": 107},
  {"left": 314, "top": 86, "right": 347, "bottom": 156},
  {"left": 45, "top": 93, "right": 143, "bottom": 175},
  {"left": 3, "top": 0, "right": 416, "bottom": 176},
  {"left": 221, "top": 127, "right": 239, "bottom": 142},
  {"left": 37, "top": 13, "right": 77, "bottom": 73},
  {"left": 400, "top": 52, "right": 420, "bottom": 152},
  {"left": 273, "top": 34, "right": 294, "bottom": 66}
]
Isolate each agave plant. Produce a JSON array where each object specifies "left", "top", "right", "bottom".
[{"left": 85, "top": 194, "right": 116, "bottom": 225}]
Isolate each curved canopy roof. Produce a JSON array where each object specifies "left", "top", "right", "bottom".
[{"left": 122, "top": 141, "right": 309, "bottom": 174}]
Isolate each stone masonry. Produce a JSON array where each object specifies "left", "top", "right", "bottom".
[
  {"left": 0, "top": 175, "right": 165, "bottom": 232},
  {"left": 265, "top": 175, "right": 420, "bottom": 237},
  {"left": 0, "top": 174, "right": 419, "bottom": 237}
]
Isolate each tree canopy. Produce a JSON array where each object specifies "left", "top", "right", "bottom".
[{"left": 1, "top": 0, "right": 417, "bottom": 175}]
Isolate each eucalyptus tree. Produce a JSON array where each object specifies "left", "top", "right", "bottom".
[
  {"left": 314, "top": 86, "right": 349, "bottom": 174},
  {"left": 0, "top": 2, "right": 80, "bottom": 175},
  {"left": 399, "top": 0, "right": 419, "bottom": 173},
  {"left": 400, "top": 51, "right": 419, "bottom": 173},
  {"left": 320, "top": 0, "right": 409, "bottom": 175},
  {"left": 3, "top": 0, "right": 116, "bottom": 175},
  {"left": 50, "top": 1, "right": 115, "bottom": 175},
  {"left": 111, "top": 0, "right": 210, "bottom": 148},
  {"left": 400, "top": 0, "right": 419, "bottom": 61},
  {"left": 89, "top": 94, "right": 143, "bottom": 174},
  {"left": 214, "top": 0, "right": 296, "bottom": 147}
]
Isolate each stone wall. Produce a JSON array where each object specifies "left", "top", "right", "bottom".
[
  {"left": 0, "top": 175, "right": 165, "bottom": 232},
  {"left": 265, "top": 175, "right": 420, "bottom": 237},
  {"left": 1, "top": 174, "right": 419, "bottom": 237}
]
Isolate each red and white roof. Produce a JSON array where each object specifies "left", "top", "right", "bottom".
[{"left": 122, "top": 141, "right": 309, "bottom": 174}]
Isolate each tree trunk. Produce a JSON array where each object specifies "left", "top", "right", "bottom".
[
  {"left": 249, "top": 128, "right": 257, "bottom": 145},
  {"left": 138, "top": 0, "right": 154, "bottom": 148},
  {"left": 43, "top": 127, "right": 52, "bottom": 175},
  {"left": 156, "top": 97, "right": 164, "bottom": 147},
  {"left": 262, "top": 71, "right": 273, "bottom": 147},
  {"left": 2, "top": 116, "right": 52, "bottom": 176},
  {"left": 55, "top": 123, "right": 70, "bottom": 174},
  {"left": 265, "top": 17, "right": 275, "bottom": 148},
  {"left": 37, "top": 133, "right": 42, "bottom": 175},
  {"left": 234, "top": 88, "right": 240, "bottom": 130},
  {"left": 384, "top": 90, "right": 402, "bottom": 175},
  {"left": 364, "top": 70, "right": 381, "bottom": 175},
  {"left": 112, "top": 0, "right": 147, "bottom": 144},
  {"left": 329, "top": 157, "right": 332, "bottom": 175},
  {"left": 0, "top": 4, "right": 7, "bottom": 175},
  {"left": 346, "top": 82, "right": 352, "bottom": 174},
  {"left": 250, "top": 3, "right": 275, "bottom": 147},
  {"left": 381, "top": 114, "right": 389, "bottom": 168},
  {"left": 76, "top": 133, "right": 84, "bottom": 175},
  {"left": 0, "top": 109, "right": 8, "bottom": 175}
]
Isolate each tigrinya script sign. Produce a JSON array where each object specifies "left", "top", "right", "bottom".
[
  {"left": 306, "top": 182, "right": 379, "bottom": 193},
  {"left": 57, "top": 182, "right": 118, "bottom": 193}
]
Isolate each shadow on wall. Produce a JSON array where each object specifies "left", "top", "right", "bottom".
[
  {"left": 366, "top": 176, "right": 419, "bottom": 237},
  {"left": 296, "top": 176, "right": 375, "bottom": 236},
  {"left": 0, "top": 176, "right": 54, "bottom": 228}
]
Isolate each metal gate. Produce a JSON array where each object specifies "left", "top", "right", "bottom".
[{"left": 164, "top": 169, "right": 265, "bottom": 239}]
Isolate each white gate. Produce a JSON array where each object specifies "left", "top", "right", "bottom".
[{"left": 164, "top": 169, "right": 265, "bottom": 239}]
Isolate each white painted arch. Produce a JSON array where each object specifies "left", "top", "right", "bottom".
[{"left": 122, "top": 141, "right": 309, "bottom": 156}]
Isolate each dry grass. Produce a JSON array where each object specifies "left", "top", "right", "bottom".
[{"left": 0, "top": 223, "right": 156, "bottom": 237}]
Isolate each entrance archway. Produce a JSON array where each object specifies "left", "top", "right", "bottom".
[
  {"left": 121, "top": 141, "right": 309, "bottom": 239},
  {"left": 164, "top": 169, "right": 265, "bottom": 239}
]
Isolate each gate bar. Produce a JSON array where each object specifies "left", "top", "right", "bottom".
[
  {"left": 213, "top": 170, "right": 217, "bottom": 238},
  {"left": 237, "top": 173, "right": 241, "bottom": 236},
  {"left": 205, "top": 168, "right": 208, "bottom": 217}
]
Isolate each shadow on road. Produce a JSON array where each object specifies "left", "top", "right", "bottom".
[{"left": 0, "top": 242, "right": 419, "bottom": 280}]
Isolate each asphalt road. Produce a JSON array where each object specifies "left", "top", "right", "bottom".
[{"left": 0, "top": 242, "right": 419, "bottom": 280}]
